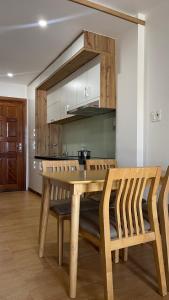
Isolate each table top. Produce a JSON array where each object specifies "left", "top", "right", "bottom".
[
  {"left": 42, "top": 169, "right": 108, "bottom": 184},
  {"left": 42, "top": 169, "right": 165, "bottom": 185}
]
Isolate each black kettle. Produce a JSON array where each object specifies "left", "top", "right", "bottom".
[{"left": 77, "top": 149, "right": 91, "bottom": 164}]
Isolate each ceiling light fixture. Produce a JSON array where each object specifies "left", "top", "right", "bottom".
[
  {"left": 38, "top": 19, "right": 47, "bottom": 28},
  {"left": 7, "top": 73, "right": 14, "bottom": 78}
]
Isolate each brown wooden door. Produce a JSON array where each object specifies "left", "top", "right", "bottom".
[{"left": 0, "top": 98, "right": 26, "bottom": 191}]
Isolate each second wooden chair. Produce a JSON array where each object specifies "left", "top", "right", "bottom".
[
  {"left": 79, "top": 167, "right": 167, "bottom": 299},
  {"left": 39, "top": 160, "right": 99, "bottom": 265}
]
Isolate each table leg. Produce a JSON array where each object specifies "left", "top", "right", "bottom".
[
  {"left": 70, "top": 192, "right": 81, "bottom": 298},
  {"left": 39, "top": 177, "right": 45, "bottom": 243},
  {"left": 39, "top": 178, "right": 50, "bottom": 258}
]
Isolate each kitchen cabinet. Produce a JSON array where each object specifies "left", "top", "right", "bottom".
[
  {"left": 35, "top": 31, "right": 115, "bottom": 156},
  {"left": 29, "top": 158, "right": 42, "bottom": 194},
  {"left": 76, "top": 61, "right": 100, "bottom": 108},
  {"left": 47, "top": 58, "right": 100, "bottom": 122},
  {"left": 47, "top": 89, "right": 61, "bottom": 123},
  {"left": 60, "top": 79, "right": 77, "bottom": 119}
]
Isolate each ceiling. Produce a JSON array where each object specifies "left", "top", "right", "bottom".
[{"left": 0, "top": 0, "right": 163, "bottom": 85}]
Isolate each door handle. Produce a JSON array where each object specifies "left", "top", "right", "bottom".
[{"left": 17, "top": 143, "right": 22, "bottom": 152}]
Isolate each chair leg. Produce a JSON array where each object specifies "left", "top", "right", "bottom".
[
  {"left": 158, "top": 198, "right": 169, "bottom": 290},
  {"left": 121, "top": 248, "right": 128, "bottom": 262},
  {"left": 39, "top": 180, "right": 50, "bottom": 258},
  {"left": 101, "top": 248, "right": 114, "bottom": 300},
  {"left": 113, "top": 250, "right": 119, "bottom": 263},
  {"left": 39, "top": 199, "right": 44, "bottom": 243},
  {"left": 57, "top": 217, "right": 64, "bottom": 266},
  {"left": 153, "top": 234, "right": 167, "bottom": 296},
  {"left": 39, "top": 179, "right": 45, "bottom": 243}
]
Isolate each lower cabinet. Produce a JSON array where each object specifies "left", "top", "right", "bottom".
[{"left": 29, "top": 159, "right": 42, "bottom": 194}]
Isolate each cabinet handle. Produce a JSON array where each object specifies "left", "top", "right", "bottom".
[
  {"left": 65, "top": 105, "right": 70, "bottom": 113},
  {"left": 84, "top": 87, "right": 89, "bottom": 97}
]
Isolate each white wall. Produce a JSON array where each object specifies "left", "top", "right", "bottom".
[
  {"left": 0, "top": 81, "right": 27, "bottom": 98},
  {"left": 116, "top": 27, "right": 138, "bottom": 167},
  {"left": 144, "top": 2, "right": 169, "bottom": 169}
]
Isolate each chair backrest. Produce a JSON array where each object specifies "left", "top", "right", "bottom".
[
  {"left": 100, "top": 167, "right": 161, "bottom": 246},
  {"left": 42, "top": 160, "right": 80, "bottom": 200},
  {"left": 42, "top": 160, "right": 80, "bottom": 173},
  {"left": 85, "top": 159, "right": 117, "bottom": 171},
  {"left": 158, "top": 167, "right": 169, "bottom": 287}
]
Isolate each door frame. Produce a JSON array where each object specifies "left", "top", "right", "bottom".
[{"left": 0, "top": 96, "right": 27, "bottom": 191}]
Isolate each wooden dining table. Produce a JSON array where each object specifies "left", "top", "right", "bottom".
[
  {"left": 38, "top": 168, "right": 165, "bottom": 299},
  {"left": 39, "top": 169, "right": 116, "bottom": 298}
]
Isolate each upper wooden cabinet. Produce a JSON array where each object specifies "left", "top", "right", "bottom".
[
  {"left": 47, "top": 57, "right": 100, "bottom": 123},
  {"left": 35, "top": 31, "right": 116, "bottom": 154}
]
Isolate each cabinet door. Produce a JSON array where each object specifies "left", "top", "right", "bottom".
[
  {"left": 75, "top": 62, "right": 100, "bottom": 107},
  {"left": 47, "top": 89, "right": 61, "bottom": 123},
  {"left": 60, "top": 80, "right": 77, "bottom": 119},
  {"left": 65, "top": 79, "right": 77, "bottom": 111},
  {"left": 76, "top": 69, "right": 88, "bottom": 107},
  {"left": 86, "top": 62, "right": 100, "bottom": 104}
]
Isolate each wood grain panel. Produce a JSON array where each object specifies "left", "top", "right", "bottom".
[
  {"left": 6, "top": 105, "right": 17, "bottom": 118},
  {"left": 84, "top": 31, "right": 113, "bottom": 54},
  {"left": 39, "top": 50, "right": 97, "bottom": 90},
  {"left": 7, "top": 158, "right": 17, "bottom": 184},
  {"left": 0, "top": 118, "right": 5, "bottom": 139},
  {"left": 35, "top": 89, "right": 62, "bottom": 156},
  {"left": 0, "top": 158, "right": 5, "bottom": 184},
  {"left": 7, "top": 120, "right": 17, "bottom": 138},
  {"left": 69, "top": 0, "right": 146, "bottom": 25},
  {"left": 6, "top": 142, "right": 16, "bottom": 153},
  {"left": 0, "top": 142, "right": 5, "bottom": 153},
  {"left": 0, "top": 104, "right": 4, "bottom": 116},
  {"left": 0, "top": 98, "right": 26, "bottom": 191},
  {"left": 100, "top": 52, "right": 116, "bottom": 108}
]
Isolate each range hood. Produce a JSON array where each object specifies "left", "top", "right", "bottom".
[{"left": 67, "top": 101, "right": 114, "bottom": 117}]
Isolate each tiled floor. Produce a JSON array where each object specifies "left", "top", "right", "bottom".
[{"left": 0, "top": 191, "right": 168, "bottom": 300}]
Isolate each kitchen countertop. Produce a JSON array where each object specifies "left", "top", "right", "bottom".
[{"left": 34, "top": 155, "right": 115, "bottom": 164}]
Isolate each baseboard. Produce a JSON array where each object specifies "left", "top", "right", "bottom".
[{"left": 28, "top": 187, "right": 42, "bottom": 197}]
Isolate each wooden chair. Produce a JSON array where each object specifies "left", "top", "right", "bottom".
[
  {"left": 85, "top": 159, "right": 117, "bottom": 202},
  {"left": 79, "top": 167, "right": 167, "bottom": 300},
  {"left": 39, "top": 160, "right": 99, "bottom": 266},
  {"left": 157, "top": 166, "right": 169, "bottom": 290},
  {"left": 85, "top": 158, "right": 121, "bottom": 263},
  {"left": 85, "top": 159, "right": 117, "bottom": 171}
]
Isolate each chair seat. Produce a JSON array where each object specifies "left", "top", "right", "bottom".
[
  {"left": 50, "top": 198, "right": 99, "bottom": 216},
  {"left": 80, "top": 208, "right": 151, "bottom": 240},
  {"left": 88, "top": 191, "right": 116, "bottom": 208}
]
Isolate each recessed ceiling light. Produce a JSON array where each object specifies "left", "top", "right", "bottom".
[
  {"left": 7, "top": 73, "right": 14, "bottom": 78},
  {"left": 38, "top": 19, "right": 47, "bottom": 28}
]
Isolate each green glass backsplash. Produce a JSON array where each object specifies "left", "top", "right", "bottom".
[{"left": 62, "top": 112, "right": 116, "bottom": 157}]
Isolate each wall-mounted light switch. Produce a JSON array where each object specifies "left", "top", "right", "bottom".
[
  {"left": 151, "top": 112, "right": 156, "bottom": 122},
  {"left": 156, "top": 110, "right": 162, "bottom": 121},
  {"left": 151, "top": 110, "right": 162, "bottom": 122}
]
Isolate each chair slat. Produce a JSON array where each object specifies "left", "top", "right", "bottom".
[
  {"left": 137, "top": 177, "right": 147, "bottom": 234},
  {"left": 126, "top": 178, "right": 136, "bottom": 236},
  {"left": 115, "top": 179, "right": 124, "bottom": 238},
  {"left": 132, "top": 178, "right": 142, "bottom": 235},
  {"left": 121, "top": 179, "right": 130, "bottom": 238}
]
